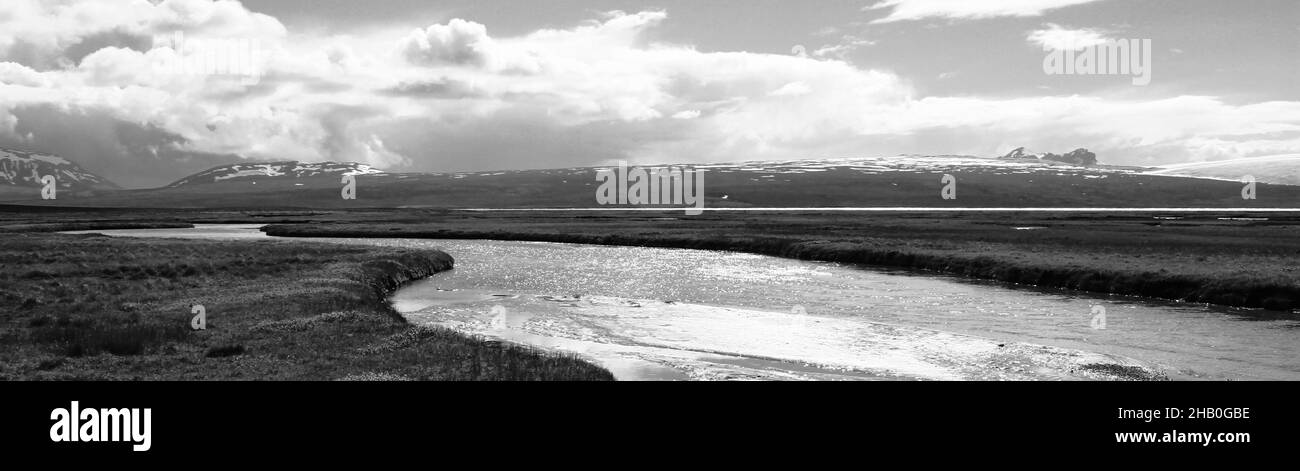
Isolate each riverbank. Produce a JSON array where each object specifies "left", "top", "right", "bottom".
[
  {"left": 259, "top": 211, "right": 1300, "bottom": 312},
  {"left": 0, "top": 232, "right": 614, "bottom": 380}
]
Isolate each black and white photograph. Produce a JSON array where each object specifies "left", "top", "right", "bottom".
[{"left": 0, "top": 0, "right": 1296, "bottom": 456}]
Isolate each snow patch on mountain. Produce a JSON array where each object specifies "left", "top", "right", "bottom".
[
  {"left": 0, "top": 148, "right": 117, "bottom": 189},
  {"left": 168, "top": 161, "right": 387, "bottom": 187},
  {"left": 575, "top": 154, "right": 1134, "bottom": 178}
]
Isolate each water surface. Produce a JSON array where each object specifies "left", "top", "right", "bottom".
[{"left": 70, "top": 225, "right": 1299, "bottom": 381}]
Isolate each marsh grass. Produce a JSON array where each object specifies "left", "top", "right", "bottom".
[
  {"left": 0, "top": 232, "right": 614, "bottom": 381},
  {"left": 30, "top": 315, "right": 190, "bottom": 356}
]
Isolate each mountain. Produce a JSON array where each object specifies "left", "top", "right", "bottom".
[
  {"left": 166, "top": 161, "right": 386, "bottom": 187},
  {"left": 1000, "top": 147, "right": 1098, "bottom": 166},
  {"left": 12, "top": 153, "right": 1300, "bottom": 209},
  {"left": 1145, "top": 155, "right": 1300, "bottom": 185},
  {"left": 0, "top": 148, "right": 118, "bottom": 193}
]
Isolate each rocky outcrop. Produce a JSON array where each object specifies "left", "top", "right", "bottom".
[
  {"left": 1044, "top": 148, "right": 1097, "bottom": 166},
  {"left": 1000, "top": 147, "right": 1032, "bottom": 159},
  {"left": 1000, "top": 147, "right": 1097, "bottom": 166}
]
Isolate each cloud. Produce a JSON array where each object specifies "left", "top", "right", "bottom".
[
  {"left": 0, "top": 0, "right": 286, "bottom": 70},
  {"left": 812, "top": 35, "right": 876, "bottom": 60},
  {"left": 0, "top": 103, "right": 240, "bottom": 188},
  {"left": 0, "top": 0, "right": 403, "bottom": 185},
  {"left": 0, "top": 61, "right": 48, "bottom": 86},
  {"left": 1027, "top": 23, "right": 1111, "bottom": 50},
  {"left": 866, "top": 0, "right": 1108, "bottom": 23},
  {"left": 380, "top": 77, "right": 482, "bottom": 98},
  {"left": 0, "top": 2, "right": 1297, "bottom": 189},
  {"left": 843, "top": 95, "right": 1300, "bottom": 165},
  {"left": 769, "top": 82, "right": 814, "bottom": 97},
  {"left": 401, "top": 18, "right": 492, "bottom": 66}
]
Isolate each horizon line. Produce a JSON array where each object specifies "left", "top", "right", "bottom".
[{"left": 461, "top": 207, "right": 1300, "bottom": 212}]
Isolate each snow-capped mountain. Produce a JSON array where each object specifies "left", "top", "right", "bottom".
[
  {"left": 0, "top": 148, "right": 118, "bottom": 190},
  {"left": 552, "top": 153, "right": 1128, "bottom": 180},
  {"left": 166, "top": 161, "right": 387, "bottom": 187},
  {"left": 23, "top": 150, "right": 1299, "bottom": 209}
]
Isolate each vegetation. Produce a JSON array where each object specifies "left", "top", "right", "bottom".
[{"left": 0, "top": 232, "right": 614, "bottom": 380}]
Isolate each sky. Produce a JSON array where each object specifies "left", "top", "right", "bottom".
[{"left": 0, "top": 0, "right": 1297, "bottom": 188}]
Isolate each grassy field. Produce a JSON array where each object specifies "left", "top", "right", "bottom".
[{"left": 0, "top": 231, "right": 614, "bottom": 380}]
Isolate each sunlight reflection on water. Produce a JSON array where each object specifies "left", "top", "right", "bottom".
[{"left": 72, "top": 225, "right": 1300, "bottom": 381}]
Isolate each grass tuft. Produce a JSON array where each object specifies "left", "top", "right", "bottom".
[{"left": 205, "top": 344, "right": 246, "bottom": 358}]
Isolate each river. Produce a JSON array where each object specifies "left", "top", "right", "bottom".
[{"left": 67, "top": 224, "right": 1300, "bottom": 381}]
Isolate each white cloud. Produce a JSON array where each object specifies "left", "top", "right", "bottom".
[
  {"left": 1027, "top": 23, "right": 1111, "bottom": 50},
  {"left": 0, "top": 61, "right": 48, "bottom": 87},
  {"left": 769, "top": 82, "right": 814, "bottom": 97},
  {"left": 0, "top": 2, "right": 1297, "bottom": 187},
  {"left": 401, "top": 18, "right": 492, "bottom": 66},
  {"left": 867, "top": 0, "right": 1107, "bottom": 23},
  {"left": 812, "top": 36, "right": 876, "bottom": 60},
  {"left": 0, "top": 0, "right": 285, "bottom": 69}
]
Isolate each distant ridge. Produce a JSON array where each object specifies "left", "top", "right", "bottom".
[
  {"left": 10, "top": 153, "right": 1299, "bottom": 208},
  {"left": 166, "top": 161, "right": 387, "bottom": 188}
]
